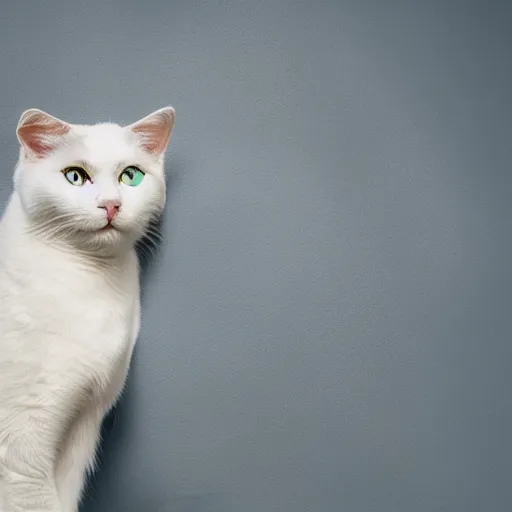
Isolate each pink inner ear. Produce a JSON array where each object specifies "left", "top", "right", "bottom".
[
  {"left": 129, "top": 108, "right": 174, "bottom": 156},
  {"left": 17, "top": 111, "right": 70, "bottom": 159},
  {"left": 18, "top": 123, "right": 69, "bottom": 156},
  {"left": 132, "top": 122, "right": 169, "bottom": 154}
]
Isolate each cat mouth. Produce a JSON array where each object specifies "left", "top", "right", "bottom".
[
  {"left": 99, "top": 223, "right": 117, "bottom": 232},
  {"left": 97, "top": 221, "right": 127, "bottom": 234}
]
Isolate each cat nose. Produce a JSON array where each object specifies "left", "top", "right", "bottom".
[{"left": 98, "top": 200, "right": 120, "bottom": 222}]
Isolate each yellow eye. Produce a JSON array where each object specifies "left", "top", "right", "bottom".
[{"left": 63, "top": 167, "right": 90, "bottom": 186}]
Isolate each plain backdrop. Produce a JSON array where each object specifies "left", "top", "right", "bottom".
[{"left": 0, "top": 1, "right": 511, "bottom": 511}]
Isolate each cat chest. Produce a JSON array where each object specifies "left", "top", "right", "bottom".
[
  {"left": 1, "top": 262, "right": 140, "bottom": 403},
  {"left": 57, "top": 291, "right": 137, "bottom": 359},
  {"left": 47, "top": 292, "right": 138, "bottom": 404},
  {"left": 9, "top": 282, "right": 138, "bottom": 386}
]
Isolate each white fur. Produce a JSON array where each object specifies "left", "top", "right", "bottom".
[{"left": 0, "top": 107, "right": 174, "bottom": 511}]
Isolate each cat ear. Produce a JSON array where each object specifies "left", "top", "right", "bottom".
[
  {"left": 127, "top": 106, "right": 175, "bottom": 156},
  {"left": 17, "top": 109, "right": 70, "bottom": 159}
]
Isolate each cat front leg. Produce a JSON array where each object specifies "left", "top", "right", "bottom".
[
  {"left": 54, "top": 405, "right": 103, "bottom": 512},
  {"left": 0, "top": 421, "right": 63, "bottom": 512},
  {"left": 55, "top": 303, "right": 140, "bottom": 512}
]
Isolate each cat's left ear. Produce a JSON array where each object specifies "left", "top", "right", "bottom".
[
  {"left": 127, "top": 106, "right": 175, "bottom": 157},
  {"left": 17, "top": 109, "right": 70, "bottom": 159}
]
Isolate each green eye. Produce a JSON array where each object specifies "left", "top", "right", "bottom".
[
  {"left": 120, "top": 166, "right": 145, "bottom": 187},
  {"left": 63, "top": 167, "right": 89, "bottom": 186}
]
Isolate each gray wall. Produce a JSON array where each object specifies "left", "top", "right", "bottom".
[{"left": 0, "top": 1, "right": 511, "bottom": 511}]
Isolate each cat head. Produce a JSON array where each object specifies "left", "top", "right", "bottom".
[{"left": 14, "top": 106, "right": 175, "bottom": 257}]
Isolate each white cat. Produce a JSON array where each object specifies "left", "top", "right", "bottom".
[{"left": 0, "top": 106, "right": 175, "bottom": 511}]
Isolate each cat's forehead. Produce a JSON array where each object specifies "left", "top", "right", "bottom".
[{"left": 72, "top": 123, "right": 138, "bottom": 164}]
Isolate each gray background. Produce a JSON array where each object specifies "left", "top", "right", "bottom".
[{"left": 0, "top": 1, "right": 511, "bottom": 511}]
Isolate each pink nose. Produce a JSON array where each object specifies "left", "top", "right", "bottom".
[{"left": 99, "top": 201, "right": 120, "bottom": 222}]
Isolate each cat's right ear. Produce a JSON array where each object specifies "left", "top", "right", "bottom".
[{"left": 17, "top": 109, "right": 70, "bottom": 159}]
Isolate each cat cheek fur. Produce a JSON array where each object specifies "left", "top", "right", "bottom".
[{"left": 0, "top": 106, "right": 174, "bottom": 511}]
